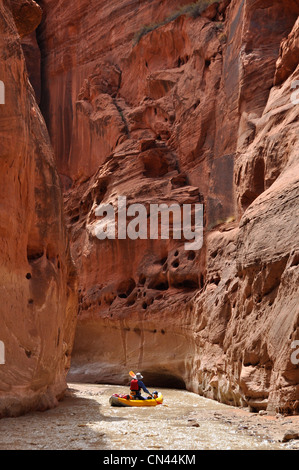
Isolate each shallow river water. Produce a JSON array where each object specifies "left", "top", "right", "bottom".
[{"left": 0, "top": 383, "right": 295, "bottom": 450}]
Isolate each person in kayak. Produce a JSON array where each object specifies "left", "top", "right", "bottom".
[{"left": 130, "top": 372, "right": 152, "bottom": 400}]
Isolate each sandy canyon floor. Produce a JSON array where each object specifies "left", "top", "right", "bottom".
[{"left": 0, "top": 383, "right": 298, "bottom": 450}]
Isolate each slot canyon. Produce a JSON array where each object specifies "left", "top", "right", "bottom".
[{"left": 0, "top": 0, "right": 298, "bottom": 428}]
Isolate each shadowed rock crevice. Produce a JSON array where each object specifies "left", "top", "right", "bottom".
[{"left": 139, "top": 370, "right": 186, "bottom": 389}]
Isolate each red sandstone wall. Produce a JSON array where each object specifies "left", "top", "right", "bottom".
[
  {"left": 32, "top": 0, "right": 299, "bottom": 413},
  {"left": 0, "top": 0, "right": 77, "bottom": 417}
]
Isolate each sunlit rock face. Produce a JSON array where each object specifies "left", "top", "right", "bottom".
[
  {"left": 37, "top": 0, "right": 299, "bottom": 414},
  {"left": 0, "top": 0, "right": 77, "bottom": 417}
]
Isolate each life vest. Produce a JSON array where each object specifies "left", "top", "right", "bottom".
[{"left": 130, "top": 379, "right": 140, "bottom": 391}]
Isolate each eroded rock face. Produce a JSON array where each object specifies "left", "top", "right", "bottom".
[
  {"left": 0, "top": 1, "right": 77, "bottom": 417},
  {"left": 11, "top": 0, "right": 42, "bottom": 38},
  {"left": 37, "top": 0, "right": 299, "bottom": 413}
]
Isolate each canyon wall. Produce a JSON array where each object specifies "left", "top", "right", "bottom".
[
  {"left": 36, "top": 0, "right": 299, "bottom": 413},
  {"left": 0, "top": 0, "right": 77, "bottom": 417}
]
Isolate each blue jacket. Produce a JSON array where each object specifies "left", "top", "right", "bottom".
[{"left": 137, "top": 380, "right": 150, "bottom": 395}]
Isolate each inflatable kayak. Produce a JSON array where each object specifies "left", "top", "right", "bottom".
[{"left": 109, "top": 392, "right": 163, "bottom": 407}]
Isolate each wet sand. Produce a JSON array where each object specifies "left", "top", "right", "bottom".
[{"left": 0, "top": 383, "right": 298, "bottom": 450}]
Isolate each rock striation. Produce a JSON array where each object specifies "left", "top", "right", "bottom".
[{"left": 36, "top": 0, "right": 299, "bottom": 413}]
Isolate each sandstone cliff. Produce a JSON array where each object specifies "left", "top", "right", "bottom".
[
  {"left": 0, "top": 0, "right": 77, "bottom": 417},
  {"left": 35, "top": 0, "right": 299, "bottom": 414}
]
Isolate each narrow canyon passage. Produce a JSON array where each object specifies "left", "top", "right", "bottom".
[
  {"left": 0, "top": 384, "right": 298, "bottom": 450},
  {"left": 1, "top": 0, "right": 298, "bottom": 432}
]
